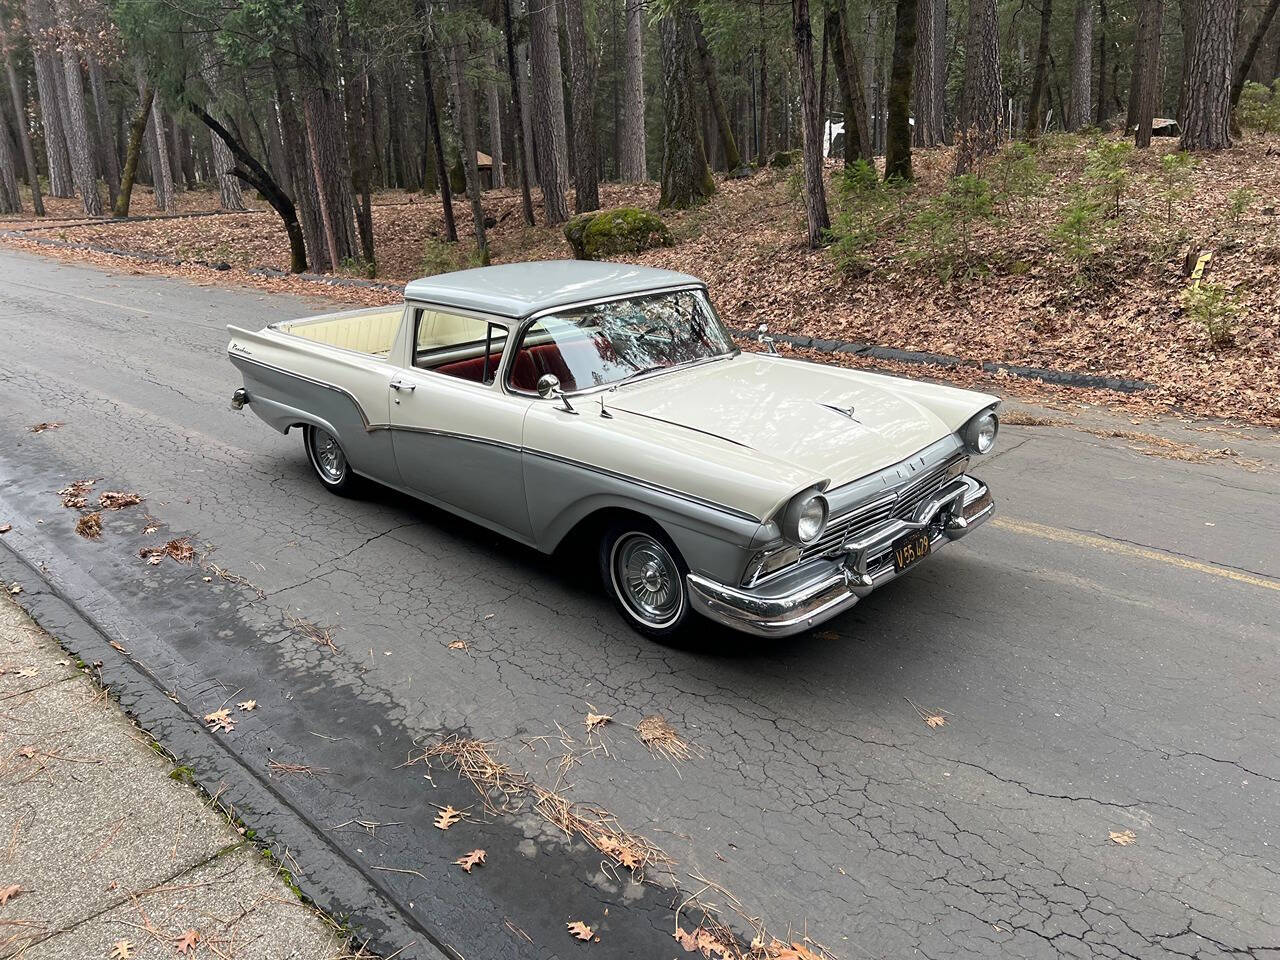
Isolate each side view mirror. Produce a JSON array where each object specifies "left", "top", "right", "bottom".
[
  {"left": 537, "top": 373, "right": 577, "bottom": 414},
  {"left": 757, "top": 322, "right": 778, "bottom": 355}
]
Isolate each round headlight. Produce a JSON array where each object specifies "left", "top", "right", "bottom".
[
  {"left": 783, "top": 491, "right": 829, "bottom": 545},
  {"left": 964, "top": 410, "right": 999, "bottom": 454}
]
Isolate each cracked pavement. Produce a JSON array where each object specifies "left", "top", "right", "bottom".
[{"left": 0, "top": 247, "right": 1277, "bottom": 959}]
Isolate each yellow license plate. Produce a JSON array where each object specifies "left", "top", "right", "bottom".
[{"left": 892, "top": 530, "right": 932, "bottom": 573}]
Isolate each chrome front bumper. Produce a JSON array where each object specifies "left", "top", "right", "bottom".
[{"left": 688, "top": 474, "right": 994, "bottom": 638}]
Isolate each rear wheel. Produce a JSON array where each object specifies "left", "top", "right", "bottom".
[
  {"left": 599, "top": 522, "right": 690, "bottom": 639},
  {"left": 304, "top": 425, "right": 359, "bottom": 496}
]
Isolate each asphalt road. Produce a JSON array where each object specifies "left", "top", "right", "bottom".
[{"left": 1, "top": 247, "right": 1277, "bottom": 960}]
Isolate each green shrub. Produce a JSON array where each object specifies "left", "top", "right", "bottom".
[
  {"left": 1237, "top": 80, "right": 1280, "bottom": 134},
  {"left": 420, "top": 237, "right": 481, "bottom": 276},
  {"left": 1084, "top": 138, "right": 1133, "bottom": 218},
  {"left": 563, "top": 207, "right": 674, "bottom": 260},
  {"left": 825, "top": 159, "right": 906, "bottom": 274},
  {"left": 1182, "top": 281, "right": 1240, "bottom": 348},
  {"left": 991, "top": 141, "right": 1049, "bottom": 214},
  {"left": 1154, "top": 151, "right": 1194, "bottom": 223},
  {"left": 901, "top": 174, "right": 996, "bottom": 281},
  {"left": 1053, "top": 189, "right": 1104, "bottom": 264},
  {"left": 1226, "top": 188, "right": 1253, "bottom": 225}
]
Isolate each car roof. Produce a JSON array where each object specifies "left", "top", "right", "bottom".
[{"left": 402, "top": 261, "right": 704, "bottom": 319}]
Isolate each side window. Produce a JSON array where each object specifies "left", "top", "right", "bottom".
[{"left": 413, "top": 308, "right": 508, "bottom": 385}]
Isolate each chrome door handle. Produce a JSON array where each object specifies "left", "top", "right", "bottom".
[{"left": 390, "top": 380, "right": 416, "bottom": 392}]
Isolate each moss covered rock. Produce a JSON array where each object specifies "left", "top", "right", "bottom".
[
  {"left": 563, "top": 207, "right": 675, "bottom": 260},
  {"left": 769, "top": 149, "right": 802, "bottom": 168}
]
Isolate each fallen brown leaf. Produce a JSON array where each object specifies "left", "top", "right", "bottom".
[
  {"left": 98, "top": 491, "right": 144, "bottom": 511},
  {"left": 433, "top": 805, "right": 464, "bottom": 830},
  {"left": 0, "top": 523, "right": 11, "bottom": 534},
  {"left": 585, "top": 712, "right": 612, "bottom": 732},
  {"left": 447, "top": 640, "right": 467, "bottom": 650},
  {"left": 110, "top": 940, "right": 135, "bottom": 959},
  {"left": 566, "top": 920, "right": 594, "bottom": 941},
  {"left": 58, "top": 478, "right": 99, "bottom": 508},
  {"left": 0, "top": 883, "right": 21, "bottom": 905},
  {"left": 75, "top": 513, "right": 103, "bottom": 540},
  {"left": 237, "top": 699, "right": 257, "bottom": 711},
  {"left": 138, "top": 537, "right": 194, "bottom": 565},
  {"left": 28, "top": 421, "right": 63, "bottom": 433},
  {"left": 203, "top": 709, "right": 235, "bottom": 734},
  {"left": 175, "top": 929, "right": 199, "bottom": 953},
  {"left": 8, "top": 583, "right": 21, "bottom": 595},
  {"left": 454, "top": 849, "right": 486, "bottom": 872},
  {"left": 1109, "top": 829, "right": 1137, "bottom": 846}
]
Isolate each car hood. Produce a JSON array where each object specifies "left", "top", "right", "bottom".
[{"left": 608, "top": 353, "right": 996, "bottom": 489}]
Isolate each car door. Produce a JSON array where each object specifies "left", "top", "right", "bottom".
[{"left": 389, "top": 306, "right": 535, "bottom": 542}]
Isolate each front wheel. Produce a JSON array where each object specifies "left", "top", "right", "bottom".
[
  {"left": 599, "top": 523, "right": 690, "bottom": 640},
  {"left": 304, "top": 425, "right": 360, "bottom": 496}
]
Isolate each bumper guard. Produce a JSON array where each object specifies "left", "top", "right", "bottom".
[{"left": 688, "top": 474, "right": 993, "bottom": 637}]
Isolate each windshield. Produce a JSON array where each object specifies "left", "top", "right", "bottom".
[{"left": 507, "top": 289, "right": 737, "bottom": 394}]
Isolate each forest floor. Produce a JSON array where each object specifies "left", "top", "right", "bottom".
[{"left": 3, "top": 131, "right": 1277, "bottom": 427}]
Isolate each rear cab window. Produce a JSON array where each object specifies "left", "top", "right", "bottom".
[{"left": 412, "top": 307, "right": 509, "bottom": 386}]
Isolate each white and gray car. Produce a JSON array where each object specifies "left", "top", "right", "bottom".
[{"left": 228, "top": 261, "right": 998, "bottom": 638}]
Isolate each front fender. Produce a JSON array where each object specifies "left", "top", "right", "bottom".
[{"left": 526, "top": 453, "right": 766, "bottom": 583}]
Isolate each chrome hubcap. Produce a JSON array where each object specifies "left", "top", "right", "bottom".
[
  {"left": 312, "top": 429, "right": 346, "bottom": 482},
  {"left": 613, "top": 534, "right": 682, "bottom": 626}
]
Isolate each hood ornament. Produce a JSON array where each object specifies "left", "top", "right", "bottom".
[{"left": 820, "top": 402, "right": 861, "bottom": 424}]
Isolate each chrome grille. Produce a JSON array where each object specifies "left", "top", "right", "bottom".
[{"left": 799, "top": 457, "right": 962, "bottom": 562}]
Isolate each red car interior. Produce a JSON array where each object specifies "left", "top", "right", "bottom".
[{"left": 435, "top": 339, "right": 608, "bottom": 392}]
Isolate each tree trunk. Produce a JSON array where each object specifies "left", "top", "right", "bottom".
[
  {"left": 1096, "top": 0, "right": 1109, "bottom": 124},
  {"left": 148, "top": 94, "right": 175, "bottom": 210},
  {"left": 273, "top": 59, "right": 326, "bottom": 269},
  {"left": 338, "top": 11, "right": 375, "bottom": 268},
  {"left": 114, "top": 82, "right": 152, "bottom": 217},
  {"left": 912, "top": 0, "right": 944, "bottom": 146},
  {"left": 827, "top": 4, "right": 872, "bottom": 163},
  {"left": 885, "top": 0, "right": 918, "bottom": 179},
  {"left": 692, "top": 12, "right": 743, "bottom": 171},
  {"left": 757, "top": 0, "right": 770, "bottom": 162},
  {"left": 484, "top": 48, "right": 505, "bottom": 188},
  {"left": 1181, "top": 0, "right": 1237, "bottom": 148},
  {"left": 1025, "top": 0, "right": 1054, "bottom": 138},
  {"left": 25, "top": 0, "right": 73, "bottom": 196},
  {"left": 502, "top": 0, "right": 535, "bottom": 223},
  {"left": 956, "top": 0, "right": 1001, "bottom": 173},
  {"left": 792, "top": 0, "right": 829, "bottom": 244},
  {"left": 0, "top": 106, "right": 19, "bottom": 212},
  {"left": 564, "top": 0, "right": 599, "bottom": 211},
  {"left": 199, "top": 55, "right": 247, "bottom": 212},
  {"left": 447, "top": 43, "right": 489, "bottom": 264},
  {"left": 187, "top": 102, "right": 307, "bottom": 273},
  {"left": 1067, "top": 0, "right": 1094, "bottom": 129},
  {"left": 416, "top": 9, "right": 458, "bottom": 241},
  {"left": 86, "top": 56, "right": 119, "bottom": 208},
  {"left": 1230, "top": 0, "right": 1280, "bottom": 107},
  {"left": 529, "top": 0, "right": 570, "bottom": 222},
  {"left": 619, "top": 0, "right": 648, "bottom": 179},
  {"left": 4, "top": 47, "right": 44, "bottom": 214},
  {"left": 1132, "top": 0, "right": 1164, "bottom": 146},
  {"left": 298, "top": 0, "right": 359, "bottom": 270},
  {"left": 659, "top": 5, "right": 714, "bottom": 208}
]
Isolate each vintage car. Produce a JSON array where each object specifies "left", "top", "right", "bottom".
[{"left": 227, "top": 261, "right": 997, "bottom": 639}]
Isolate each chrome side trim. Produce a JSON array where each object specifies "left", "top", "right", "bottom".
[
  {"left": 689, "top": 475, "right": 993, "bottom": 637},
  {"left": 365, "top": 423, "right": 522, "bottom": 453},
  {"left": 230, "top": 354, "right": 374, "bottom": 430},
  {"left": 521, "top": 448, "right": 762, "bottom": 524}
]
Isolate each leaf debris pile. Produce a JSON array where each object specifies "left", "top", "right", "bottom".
[
  {"left": 635, "top": 715, "right": 698, "bottom": 767},
  {"left": 139, "top": 537, "right": 195, "bottom": 565},
  {"left": 286, "top": 615, "right": 338, "bottom": 651},
  {"left": 74, "top": 512, "right": 103, "bottom": 540},
  {"left": 58, "top": 478, "right": 100, "bottom": 509},
  {"left": 98, "top": 491, "right": 144, "bottom": 511}
]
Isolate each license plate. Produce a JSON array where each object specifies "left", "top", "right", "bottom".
[{"left": 892, "top": 530, "right": 932, "bottom": 573}]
